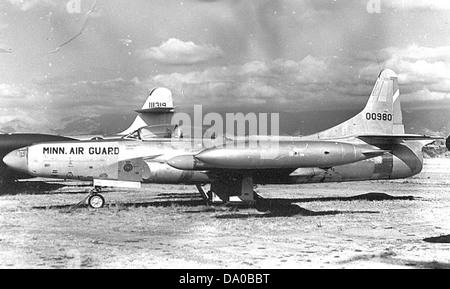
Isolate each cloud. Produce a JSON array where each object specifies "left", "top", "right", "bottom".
[
  {"left": 0, "top": 82, "right": 54, "bottom": 132},
  {"left": 35, "top": 77, "right": 146, "bottom": 115},
  {"left": 6, "top": 0, "right": 101, "bottom": 14},
  {"left": 4, "top": 41, "right": 449, "bottom": 133},
  {"left": 148, "top": 56, "right": 335, "bottom": 110},
  {"left": 137, "top": 38, "right": 223, "bottom": 65},
  {"left": 388, "top": 0, "right": 450, "bottom": 10},
  {"left": 0, "top": 76, "right": 146, "bottom": 134},
  {"left": 118, "top": 38, "right": 133, "bottom": 46},
  {"left": 1, "top": 83, "right": 33, "bottom": 96},
  {"left": 148, "top": 43, "right": 450, "bottom": 113},
  {"left": 0, "top": 22, "right": 9, "bottom": 30},
  {"left": 6, "top": 0, "right": 57, "bottom": 11},
  {"left": 3, "top": 45, "right": 449, "bottom": 134},
  {"left": 0, "top": 84, "right": 21, "bottom": 97},
  {"left": 358, "top": 45, "right": 450, "bottom": 104}
]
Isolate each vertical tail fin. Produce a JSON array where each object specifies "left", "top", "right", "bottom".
[
  {"left": 310, "top": 69, "right": 403, "bottom": 139},
  {"left": 118, "top": 87, "right": 175, "bottom": 136}
]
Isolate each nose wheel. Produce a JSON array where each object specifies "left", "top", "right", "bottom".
[
  {"left": 86, "top": 186, "right": 105, "bottom": 209},
  {"left": 88, "top": 193, "right": 105, "bottom": 209},
  {"left": 68, "top": 186, "right": 106, "bottom": 212}
]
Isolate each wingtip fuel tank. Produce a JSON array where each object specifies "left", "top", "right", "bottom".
[{"left": 166, "top": 155, "right": 214, "bottom": 171}]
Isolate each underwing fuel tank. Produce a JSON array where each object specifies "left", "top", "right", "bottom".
[
  {"left": 169, "top": 141, "right": 388, "bottom": 170},
  {"left": 142, "top": 161, "right": 210, "bottom": 184}
]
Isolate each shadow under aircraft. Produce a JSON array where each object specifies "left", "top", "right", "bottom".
[{"left": 32, "top": 192, "right": 414, "bottom": 218}]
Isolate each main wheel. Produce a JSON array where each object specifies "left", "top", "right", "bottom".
[{"left": 88, "top": 194, "right": 105, "bottom": 209}]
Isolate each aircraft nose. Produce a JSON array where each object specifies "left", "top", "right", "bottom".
[{"left": 3, "top": 148, "right": 28, "bottom": 172}]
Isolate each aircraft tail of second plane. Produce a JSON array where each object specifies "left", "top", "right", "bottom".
[{"left": 118, "top": 87, "right": 175, "bottom": 136}]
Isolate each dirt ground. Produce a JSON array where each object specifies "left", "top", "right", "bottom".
[{"left": 1, "top": 158, "right": 450, "bottom": 269}]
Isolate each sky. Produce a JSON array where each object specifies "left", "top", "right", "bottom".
[{"left": 0, "top": 0, "right": 449, "bottom": 136}]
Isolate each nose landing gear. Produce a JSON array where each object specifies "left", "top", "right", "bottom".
[
  {"left": 86, "top": 186, "right": 105, "bottom": 209},
  {"left": 69, "top": 186, "right": 106, "bottom": 211},
  {"left": 88, "top": 192, "right": 105, "bottom": 208}
]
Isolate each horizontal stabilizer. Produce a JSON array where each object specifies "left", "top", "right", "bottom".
[
  {"left": 135, "top": 107, "right": 175, "bottom": 114},
  {"left": 358, "top": 134, "right": 443, "bottom": 147},
  {"left": 358, "top": 134, "right": 443, "bottom": 141}
]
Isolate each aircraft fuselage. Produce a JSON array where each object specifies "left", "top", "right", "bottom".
[{"left": 3, "top": 137, "right": 425, "bottom": 187}]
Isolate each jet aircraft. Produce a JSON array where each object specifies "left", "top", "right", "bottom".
[
  {"left": 3, "top": 69, "right": 442, "bottom": 208},
  {"left": 0, "top": 88, "right": 174, "bottom": 188}
]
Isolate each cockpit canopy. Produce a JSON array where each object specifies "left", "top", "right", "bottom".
[{"left": 124, "top": 124, "right": 174, "bottom": 140}]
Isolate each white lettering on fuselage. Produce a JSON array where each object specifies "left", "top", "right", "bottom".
[{"left": 42, "top": 147, "right": 119, "bottom": 155}]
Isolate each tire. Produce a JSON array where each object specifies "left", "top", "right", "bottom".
[{"left": 88, "top": 194, "right": 105, "bottom": 209}]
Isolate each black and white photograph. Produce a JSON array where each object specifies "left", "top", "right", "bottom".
[{"left": 0, "top": 0, "right": 450, "bottom": 273}]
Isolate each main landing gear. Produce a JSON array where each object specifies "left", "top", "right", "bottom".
[{"left": 195, "top": 178, "right": 262, "bottom": 205}]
